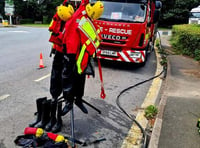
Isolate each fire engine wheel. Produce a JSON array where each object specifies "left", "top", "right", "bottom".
[
  {"left": 140, "top": 58, "right": 147, "bottom": 67},
  {"left": 147, "top": 41, "right": 154, "bottom": 53},
  {"left": 139, "top": 56, "right": 147, "bottom": 67}
]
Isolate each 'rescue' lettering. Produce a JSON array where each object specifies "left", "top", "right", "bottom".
[{"left": 109, "top": 28, "right": 132, "bottom": 35}]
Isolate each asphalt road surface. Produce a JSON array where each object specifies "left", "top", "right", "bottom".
[{"left": 0, "top": 26, "right": 157, "bottom": 148}]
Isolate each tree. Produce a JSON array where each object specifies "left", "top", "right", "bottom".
[
  {"left": 159, "top": 0, "right": 200, "bottom": 27},
  {"left": 42, "top": 0, "right": 63, "bottom": 23},
  {"left": 0, "top": 0, "right": 5, "bottom": 18},
  {"left": 14, "top": 0, "right": 62, "bottom": 23}
]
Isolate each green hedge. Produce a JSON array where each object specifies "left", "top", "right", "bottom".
[
  {"left": 171, "top": 24, "right": 200, "bottom": 61},
  {"left": 20, "top": 19, "right": 34, "bottom": 24}
]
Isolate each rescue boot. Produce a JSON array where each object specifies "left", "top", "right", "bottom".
[
  {"left": 45, "top": 99, "right": 57, "bottom": 131},
  {"left": 52, "top": 102, "right": 63, "bottom": 133},
  {"left": 29, "top": 97, "right": 47, "bottom": 127},
  {"left": 34, "top": 99, "right": 51, "bottom": 128},
  {"left": 61, "top": 97, "right": 73, "bottom": 116},
  {"left": 75, "top": 97, "right": 88, "bottom": 114}
]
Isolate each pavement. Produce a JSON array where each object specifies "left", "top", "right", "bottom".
[{"left": 148, "top": 33, "right": 200, "bottom": 148}]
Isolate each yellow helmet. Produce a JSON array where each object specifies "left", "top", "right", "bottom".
[
  {"left": 57, "top": 4, "right": 74, "bottom": 21},
  {"left": 86, "top": 1, "right": 104, "bottom": 20}
]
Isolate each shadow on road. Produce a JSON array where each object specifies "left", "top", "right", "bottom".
[
  {"left": 61, "top": 97, "right": 132, "bottom": 147},
  {"left": 95, "top": 59, "right": 145, "bottom": 72}
]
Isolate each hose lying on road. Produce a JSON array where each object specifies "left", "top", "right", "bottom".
[
  {"left": 116, "top": 69, "right": 164, "bottom": 148},
  {"left": 116, "top": 30, "right": 167, "bottom": 148}
]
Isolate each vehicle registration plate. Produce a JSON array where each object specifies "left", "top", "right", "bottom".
[{"left": 101, "top": 50, "right": 117, "bottom": 56}]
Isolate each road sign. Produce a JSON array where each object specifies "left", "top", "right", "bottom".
[{"left": 5, "top": 0, "right": 14, "bottom": 16}]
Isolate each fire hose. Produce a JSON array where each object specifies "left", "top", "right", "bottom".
[{"left": 116, "top": 31, "right": 167, "bottom": 148}]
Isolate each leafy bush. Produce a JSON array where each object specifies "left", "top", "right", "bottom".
[
  {"left": 20, "top": 19, "right": 34, "bottom": 24},
  {"left": 144, "top": 105, "right": 158, "bottom": 120},
  {"left": 43, "top": 16, "right": 50, "bottom": 24},
  {"left": 171, "top": 24, "right": 200, "bottom": 61}
]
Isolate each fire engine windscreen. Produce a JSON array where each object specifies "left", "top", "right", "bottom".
[{"left": 91, "top": 1, "right": 146, "bottom": 22}]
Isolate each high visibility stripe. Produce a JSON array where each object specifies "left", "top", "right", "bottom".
[
  {"left": 145, "top": 33, "right": 150, "bottom": 40},
  {"left": 78, "top": 26, "right": 97, "bottom": 48},
  {"left": 82, "top": 21, "right": 96, "bottom": 40},
  {"left": 82, "top": 10, "right": 86, "bottom": 15},
  {"left": 81, "top": 16, "right": 99, "bottom": 37},
  {"left": 86, "top": 17, "right": 99, "bottom": 37},
  {"left": 120, "top": 52, "right": 130, "bottom": 62},
  {"left": 49, "top": 20, "right": 53, "bottom": 27},
  {"left": 79, "top": 17, "right": 86, "bottom": 26},
  {"left": 95, "top": 40, "right": 100, "bottom": 47},
  {"left": 77, "top": 44, "right": 87, "bottom": 74},
  {"left": 86, "top": 39, "right": 90, "bottom": 45},
  {"left": 97, "top": 49, "right": 146, "bottom": 63},
  {"left": 141, "top": 51, "right": 145, "bottom": 61},
  {"left": 79, "top": 16, "right": 100, "bottom": 45},
  {"left": 49, "top": 20, "right": 53, "bottom": 36}
]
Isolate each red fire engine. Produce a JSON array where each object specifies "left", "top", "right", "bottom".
[{"left": 93, "top": 0, "right": 162, "bottom": 65}]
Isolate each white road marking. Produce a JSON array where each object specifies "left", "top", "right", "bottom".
[
  {"left": 8, "top": 30, "right": 29, "bottom": 33},
  {"left": 34, "top": 73, "right": 50, "bottom": 82},
  {"left": 0, "top": 94, "right": 10, "bottom": 101}
]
